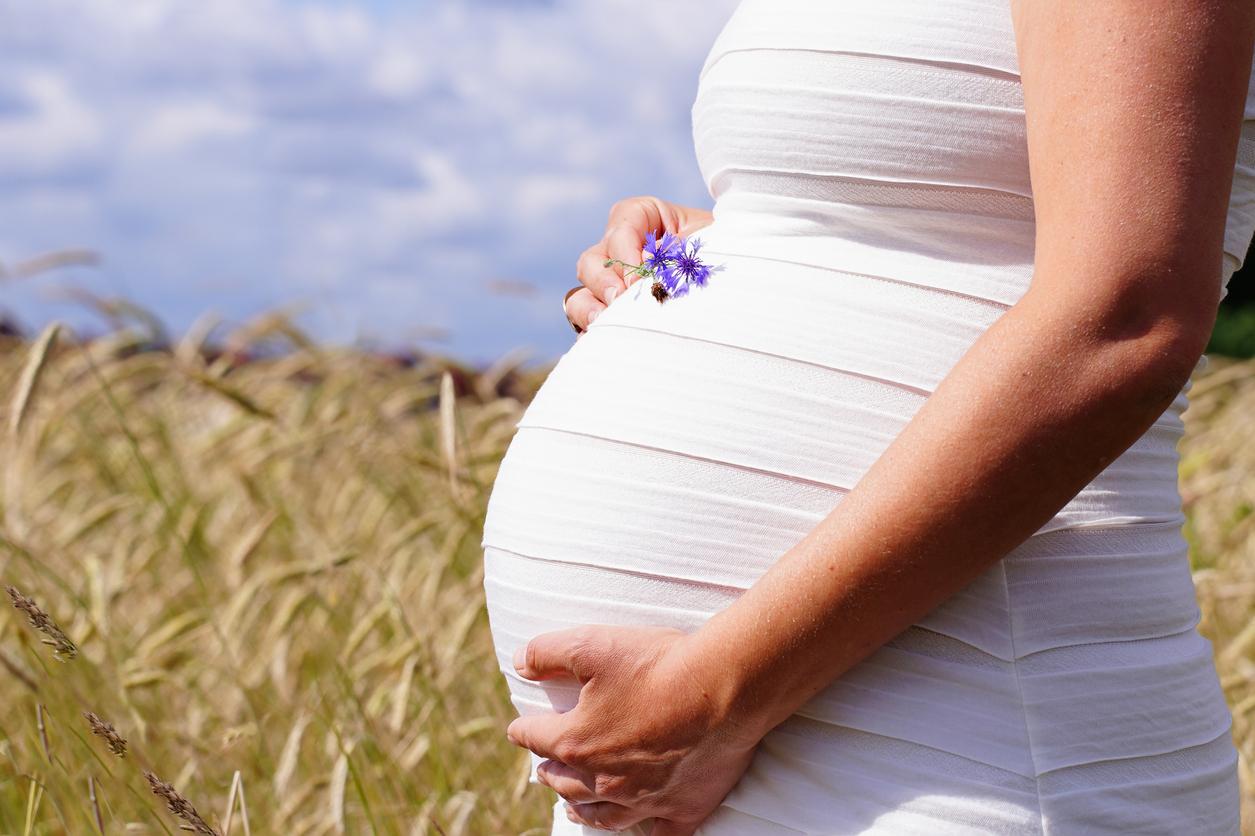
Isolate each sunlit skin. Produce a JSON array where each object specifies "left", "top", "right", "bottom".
[
  {"left": 530, "top": 2, "right": 1255, "bottom": 832},
  {"left": 565, "top": 197, "right": 713, "bottom": 331}
]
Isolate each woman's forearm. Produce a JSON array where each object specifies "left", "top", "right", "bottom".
[
  {"left": 687, "top": 281, "right": 1214, "bottom": 743},
  {"left": 687, "top": 0, "right": 1253, "bottom": 743}
]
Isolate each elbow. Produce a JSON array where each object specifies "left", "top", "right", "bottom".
[
  {"left": 1028, "top": 222, "right": 1227, "bottom": 402},
  {"left": 1126, "top": 316, "right": 1213, "bottom": 396},
  {"left": 1061, "top": 312, "right": 1213, "bottom": 421},
  {"left": 1091, "top": 287, "right": 1218, "bottom": 403},
  {"left": 1040, "top": 255, "right": 1222, "bottom": 402}
]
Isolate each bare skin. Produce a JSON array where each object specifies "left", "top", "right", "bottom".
[
  {"left": 565, "top": 196, "right": 712, "bottom": 332},
  {"left": 518, "top": 2, "right": 1255, "bottom": 832}
]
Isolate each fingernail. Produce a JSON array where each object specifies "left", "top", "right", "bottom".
[
  {"left": 512, "top": 646, "right": 526, "bottom": 672},
  {"left": 587, "top": 308, "right": 600, "bottom": 324},
  {"left": 605, "top": 286, "right": 618, "bottom": 304}
]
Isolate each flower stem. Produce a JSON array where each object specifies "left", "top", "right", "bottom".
[{"left": 603, "top": 258, "right": 653, "bottom": 280}]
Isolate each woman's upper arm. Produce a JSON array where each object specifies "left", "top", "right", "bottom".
[{"left": 1011, "top": 1, "right": 1255, "bottom": 345}]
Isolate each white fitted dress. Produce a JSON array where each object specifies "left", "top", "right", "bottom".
[{"left": 481, "top": 1, "right": 1255, "bottom": 833}]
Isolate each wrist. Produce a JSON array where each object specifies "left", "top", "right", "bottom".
[
  {"left": 675, "top": 622, "right": 784, "bottom": 750},
  {"left": 677, "top": 206, "right": 715, "bottom": 237}
]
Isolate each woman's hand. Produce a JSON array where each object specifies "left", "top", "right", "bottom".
[
  {"left": 565, "top": 196, "right": 712, "bottom": 333},
  {"left": 506, "top": 625, "right": 759, "bottom": 834}
]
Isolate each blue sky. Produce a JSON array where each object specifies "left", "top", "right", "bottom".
[{"left": 0, "top": 0, "right": 739, "bottom": 363}]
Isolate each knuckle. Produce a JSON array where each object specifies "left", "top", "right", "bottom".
[
  {"left": 608, "top": 195, "right": 654, "bottom": 225},
  {"left": 612, "top": 222, "right": 642, "bottom": 241},
  {"left": 603, "top": 224, "right": 630, "bottom": 248},
  {"left": 553, "top": 732, "right": 588, "bottom": 766},
  {"left": 568, "top": 628, "right": 601, "bottom": 664},
  {"left": 592, "top": 773, "right": 629, "bottom": 801},
  {"left": 576, "top": 248, "right": 596, "bottom": 274}
]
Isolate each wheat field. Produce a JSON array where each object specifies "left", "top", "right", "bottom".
[{"left": 0, "top": 320, "right": 1252, "bottom": 834}]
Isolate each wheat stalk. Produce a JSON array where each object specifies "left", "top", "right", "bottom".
[{"left": 7, "top": 586, "right": 77, "bottom": 661}]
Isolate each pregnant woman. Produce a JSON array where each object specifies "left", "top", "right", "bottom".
[{"left": 482, "top": 1, "right": 1255, "bottom": 833}]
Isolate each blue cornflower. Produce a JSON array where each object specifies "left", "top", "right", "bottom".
[
  {"left": 642, "top": 230, "right": 681, "bottom": 279},
  {"left": 663, "top": 237, "right": 722, "bottom": 298},
  {"left": 603, "top": 230, "right": 722, "bottom": 303}
]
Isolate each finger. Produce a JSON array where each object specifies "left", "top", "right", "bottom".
[
  {"left": 604, "top": 224, "right": 648, "bottom": 289},
  {"left": 576, "top": 245, "right": 627, "bottom": 306},
  {"left": 505, "top": 711, "right": 568, "bottom": 760},
  {"left": 649, "top": 819, "right": 699, "bottom": 836},
  {"left": 513, "top": 626, "right": 601, "bottom": 681},
  {"left": 606, "top": 196, "right": 661, "bottom": 233},
  {"left": 564, "top": 287, "right": 606, "bottom": 331},
  {"left": 567, "top": 800, "right": 648, "bottom": 832},
  {"left": 536, "top": 759, "right": 599, "bottom": 804}
]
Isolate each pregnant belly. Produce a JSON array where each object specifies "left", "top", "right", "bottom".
[
  {"left": 482, "top": 245, "right": 1192, "bottom": 594},
  {"left": 479, "top": 253, "right": 1228, "bottom": 832}
]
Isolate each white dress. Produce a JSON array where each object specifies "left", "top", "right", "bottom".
[{"left": 481, "top": 1, "right": 1255, "bottom": 833}]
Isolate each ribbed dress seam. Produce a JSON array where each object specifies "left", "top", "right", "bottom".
[
  {"left": 704, "top": 164, "right": 1038, "bottom": 215},
  {"left": 1001, "top": 559, "right": 1048, "bottom": 834},
  {"left": 587, "top": 321, "right": 935, "bottom": 396},
  {"left": 699, "top": 46, "right": 1022, "bottom": 84},
  {"left": 509, "top": 423, "right": 857, "bottom": 493},
  {"left": 691, "top": 247, "right": 1018, "bottom": 308}
]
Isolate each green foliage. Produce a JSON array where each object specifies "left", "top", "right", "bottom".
[{"left": 1206, "top": 304, "right": 1255, "bottom": 358}]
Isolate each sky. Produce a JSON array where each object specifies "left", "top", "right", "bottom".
[{"left": 0, "top": 0, "right": 741, "bottom": 363}]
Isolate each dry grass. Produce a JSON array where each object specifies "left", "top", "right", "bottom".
[
  {"left": 0, "top": 320, "right": 1251, "bottom": 833},
  {"left": 1181, "top": 355, "right": 1255, "bottom": 833},
  {"left": 0, "top": 321, "right": 552, "bottom": 834}
]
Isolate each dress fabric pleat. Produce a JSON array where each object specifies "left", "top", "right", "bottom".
[{"left": 481, "top": 1, "right": 1254, "bottom": 832}]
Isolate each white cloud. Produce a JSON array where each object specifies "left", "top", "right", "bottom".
[
  {"left": 367, "top": 46, "right": 428, "bottom": 99},
  {"left": 0, "top": 0, "right": 741, "bottom": 359},
  {"left": 0, "top": 72, "right": 101, "bottom": 174},
  {"left": 513, "top": 174, "right": 603, "bottom": 222},
  {"left": 132, "top": 102, "right": 255, "bottom": 155}
]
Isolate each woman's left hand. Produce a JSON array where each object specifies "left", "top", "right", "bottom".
[{"left": 506, "top": 625, "right": 761, "bottom": 834}]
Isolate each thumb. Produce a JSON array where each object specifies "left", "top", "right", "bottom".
[
  {"left": 513, "top": 626, "right": 603, "bottom": 682},
  {"left": 505, "top": 710, "right": 570, "bottom": 761}
]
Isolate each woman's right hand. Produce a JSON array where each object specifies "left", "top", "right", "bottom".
[{"left": 564, "top": 196, "right": 713, "bottom": 333}]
